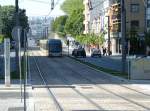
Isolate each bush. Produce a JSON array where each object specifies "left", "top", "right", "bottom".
[{"left": 0, "top": 34, "right": 4, "bottom": 43}]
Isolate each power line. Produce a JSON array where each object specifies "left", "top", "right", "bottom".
[
  {"left": 45, "top": 0, "right": 61, "bottom": 17},
  {"left": 25, "top": 0, "right": 50, "bottom": 4}
]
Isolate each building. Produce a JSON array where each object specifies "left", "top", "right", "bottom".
[
  {"left": 28, "top": 17, "right": 52, "bottom": 39},
  {"left": 83, "top": 0, "right": 147, "bottom": 55},
  {"left": 147, "top": 0, "right": 150, "bottom": 31}
]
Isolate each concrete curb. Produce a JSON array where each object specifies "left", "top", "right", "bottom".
[
  {"left": 68, "top": 56, "right": 128, "bottom": 82},
  {"left": 68, "top": 56, "right": 150, "bottom": 91}
]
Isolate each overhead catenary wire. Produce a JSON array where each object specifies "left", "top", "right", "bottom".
[{"left": 25, "top": 0, "right": 50, "bottom": 4}]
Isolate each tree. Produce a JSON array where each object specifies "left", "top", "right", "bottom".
[
  {"left": 64, "top": 9, "right": 84, "bottom": 36},
  {"left": 0, "top": 5, "right": 29, "bottom": 40},
  {"left": 75, "top": 33, "right": 105, "bottom": 47},
  {"left": 0, "top": 34, "right": 4, "bottom": 43},
  {"left": 61, "top": 0, "right": 83, "bottom": 15},
  {"left": 52, "top": 15, "right": 68, "bottom": 37}
]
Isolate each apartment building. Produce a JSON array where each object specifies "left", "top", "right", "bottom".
[
  {"left": 83, "top": 0, "right": 147, "bottom": 55},
  {"left": 147, "top": 0, "right": 150, "bottom": 31}
]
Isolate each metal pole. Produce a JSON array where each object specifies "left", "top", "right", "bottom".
[
  {"left": 15, "top": 0, "right": 22, "bottom": 102},
  {"left": 15, "top": 0, "right": 19, "bottom": 26},
  {"left": 108, "top": 16, "right": 111, "bottom": 56},
  {"left": 121, "top": 0, "right": 127, "bottom": 74},
  {"left": 15, "top": 0, "right": 19, "bottom": 74},
  {"left": 18, "top": 28, "right": 22, "bottom": 102},
  {"left": 23, "top": 29, "right": 27, "bottom": 111}
]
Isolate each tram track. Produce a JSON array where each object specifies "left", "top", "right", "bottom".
[
  {"left": 30, "top": 50, "right": 150, "bottom": 111},
  {"left": 32, "top": 51, "right": 64, "bottom": 111},
  {"left": 34, "top": 51, "right": 105, "bottom": 110},
  {"left": 52, "top": 57, "right": 150, "bottom": 111}
]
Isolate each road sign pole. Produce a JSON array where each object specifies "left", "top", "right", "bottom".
[
  {"left": 4, "top": 39, "right": 10, "bottom": 87},
  {"left": 17, "top": 28, "right": 23, "bottom": 102},
  {"left": 23, "top": 29, "right": 27, "bottom": 111}
]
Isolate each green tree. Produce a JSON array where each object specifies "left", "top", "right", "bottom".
[
  {"left": 64, "top": 9, "right": 84, "bottom": 36},
  {"left": 61, "top": 0, "right": 83, "bottom": 15},
  {"left": 0, "top": 34, "right": 4, "bottom": 43},
  {"left": 52, "top": 15, "right": 68, "bottom": 37},
  {"left": 75, "top": 33, "right": 105, "bottom": 46},
  {"left": 0, "top": 5, "right": 29, "bottom": 40}
]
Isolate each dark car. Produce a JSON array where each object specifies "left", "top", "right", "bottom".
[
  {"left": 72, "top": 46, "right": 86, "bottom": 58},
  {"left": 10, "top": 41, "right": 16, "bottom": 49},
  {"left": 91, "top": 48, "right": 101, "bottom": 57}
]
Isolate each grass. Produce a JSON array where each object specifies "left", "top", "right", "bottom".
[
  {"left": 69, "top": 56, "right": 128, "bottom": 79},
  {"left": 0, "top": 35, "right": 4, "bottom": 43}
]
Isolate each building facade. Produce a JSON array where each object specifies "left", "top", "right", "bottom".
[
  {"left": 147, "top": 0, "right": 150, "bottom": 31},
  {"left": 83, "top": 0, "right": 147, "bottom": 55}
]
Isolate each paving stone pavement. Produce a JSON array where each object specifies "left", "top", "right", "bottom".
[{"left": 0, "top": 85, "right": 33, "bottom": 111}]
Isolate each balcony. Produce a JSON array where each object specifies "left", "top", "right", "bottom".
[{"left": 110, "top": 32, "right": 121, "bottom": 38}]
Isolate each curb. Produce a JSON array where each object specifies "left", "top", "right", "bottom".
[{"left": 68, "top": 56, "right": 129, "bottom": 83}]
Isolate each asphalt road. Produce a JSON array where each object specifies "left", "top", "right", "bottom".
[{"left": 29, "top": 49, "right": 150, "bottom": 111}]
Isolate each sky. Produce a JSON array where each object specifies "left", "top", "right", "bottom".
[{"left": 0, "top": 0, "right": 66, "bottom": 17}]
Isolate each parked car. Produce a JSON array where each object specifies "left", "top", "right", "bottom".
[
  {"left": 91, "top": 48, "right": 101, "bottom": 57},
  {"left": 72, "top": 46, "right": 86, "bottom": 58},
  {"left": 10, "top": 41, "right": 16, "bottom": 49}
]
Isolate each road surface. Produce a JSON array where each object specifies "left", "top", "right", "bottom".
[{"left": 29, "top": 48, "right": 150, "bottom": 111}]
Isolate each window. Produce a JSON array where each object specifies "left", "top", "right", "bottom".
[
  {"left": 131, "top": 20, "right": 139, "bottom": 29},
  {"left": 147, "top": 20, "right": 150, "bottom": 27},
  {"left": 147, "top": 0, "right": 150, "bottom": 8},
  {"left": 88, "top": 0, "right": 93, "bottom": 10},
  {"left": 131, "top": 4, "right": 139, "bottom": 13}
]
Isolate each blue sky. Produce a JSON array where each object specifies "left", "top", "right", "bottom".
[{"left": 0, "top": 0, "right": 65, "bottom": 17}]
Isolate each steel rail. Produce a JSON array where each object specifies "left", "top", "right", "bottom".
[{"left": 32, "top": 53, "right": 63, "bottom": 111}]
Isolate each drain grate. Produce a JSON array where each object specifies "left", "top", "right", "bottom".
[
  {"left": 81, "top": 86, "right": 93, "bottom": 89},
  {"left": 8, "top": 107, "right": 24, "bottom": 111}
]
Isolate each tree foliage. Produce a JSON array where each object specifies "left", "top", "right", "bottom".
[
  {"left": 59, "top": 0, "right": 84, "bottom": 37},
  {"left": 52, "top": 15, "right": 68, "bottom": 37},
  {"left": 76, "top": 33, "right": 105, "bottom": 46},
  {"left": 64, "top": 9, "right": 84, "bottom": 36},
  {"left": 0, "top": 5, "right": 29, "bottom": 40},
  {"left": 0, "top": 34, "right": 4, "bottom": 43},
  {"left": 61, "top": 0, "right": 83, "bottom": 15}
]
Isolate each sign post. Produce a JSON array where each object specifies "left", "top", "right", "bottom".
[
  {"left": 12, "top": 26, "right": 23, "bottom": 101},
  {"left": 4, "top": 39, "right": 10, "bottom": 87}
]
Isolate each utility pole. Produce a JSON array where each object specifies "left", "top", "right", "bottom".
[
  {"left": 15, "top": 0, "right": 23, "bottom": 103},
  {"left": 121, "top": 0, "right": 127, "bottom": 74},
  {"left": 15, "top": 0, "right": 19, "bottom": 26},
  {"left": 23, "top": 29, "right": 27, "bottom": 111},
  {"left": 15, "top": 0, "right": 19, "bottom": 73}
]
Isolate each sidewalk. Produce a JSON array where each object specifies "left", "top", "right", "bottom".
[{"left": 0, "top": 85, "right": 33, "bottom": 111}]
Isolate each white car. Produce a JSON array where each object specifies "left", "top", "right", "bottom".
[{"left": 91, "top": 48, "right": 101, "bottom": 57}]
